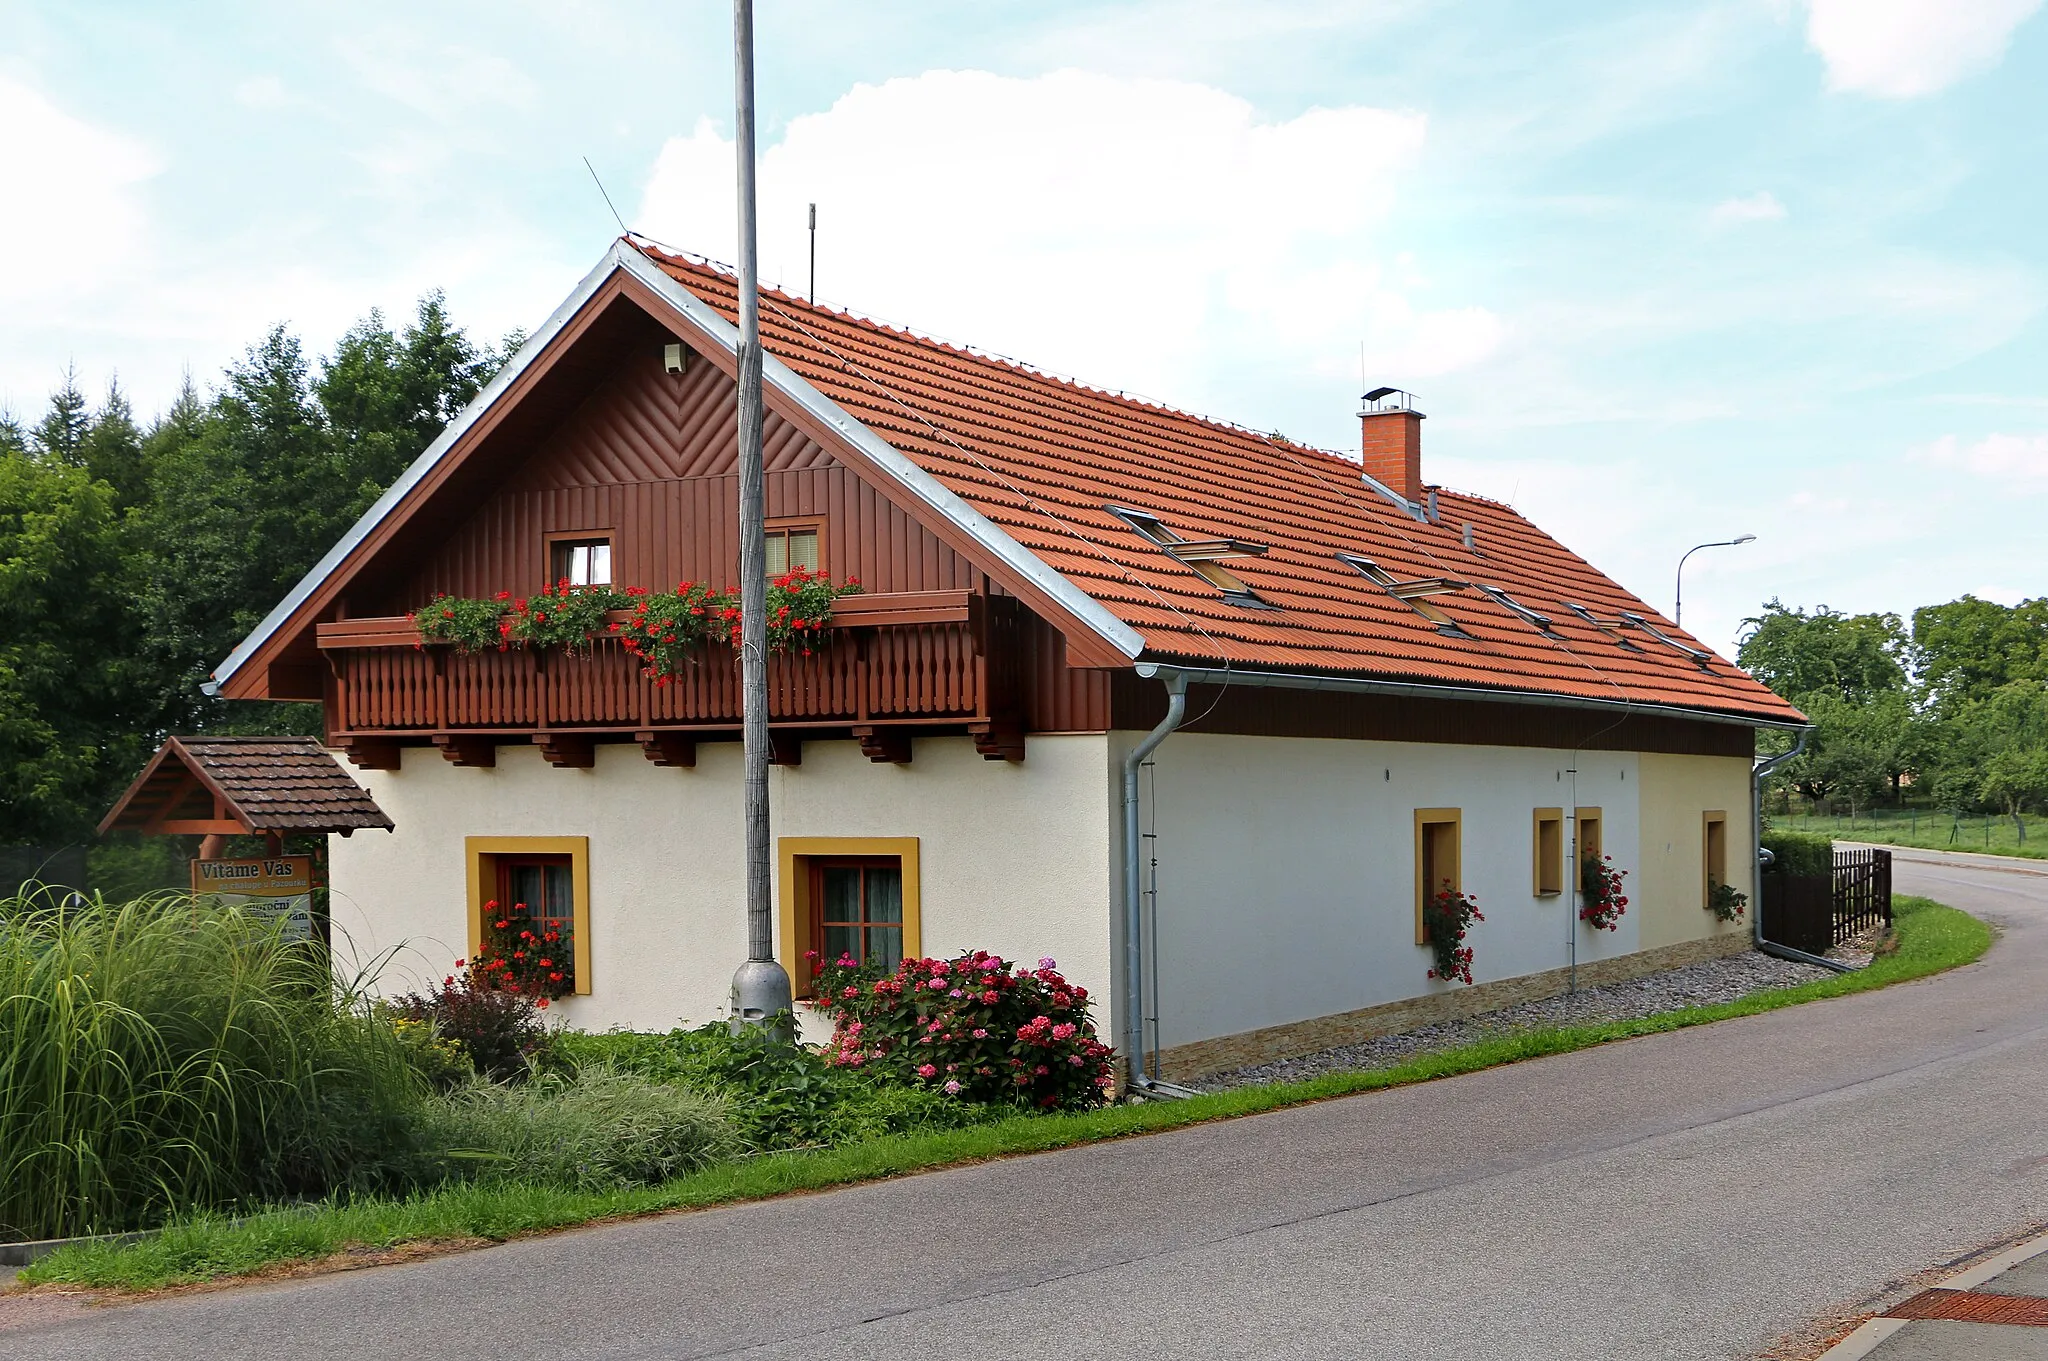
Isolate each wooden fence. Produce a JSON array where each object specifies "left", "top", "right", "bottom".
[{"left": 1759, "top": 846, "right": 1892, "bottom": 956}]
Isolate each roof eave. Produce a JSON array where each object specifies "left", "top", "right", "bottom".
[{"left": 1133, "top": 660, "right": 1807, "bottom": 731}]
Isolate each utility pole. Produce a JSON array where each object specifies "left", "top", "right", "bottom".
[{"left": 728, "top": 0, "right": 793, "bottom": 1035}]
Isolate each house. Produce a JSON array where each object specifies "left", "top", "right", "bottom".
[{"left": 209, "top": 237, "right": 1805, "bottom": 1082}]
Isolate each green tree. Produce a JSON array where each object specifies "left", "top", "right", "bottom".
[
  {"left": 30, "top": 367, "right": 89, "bottom": 466},
  {"left": 318, "top": 292, "right": 495, "bottom": 520},
  {"left": 1738, "top": 600, "right": 1908, "bottom": 705},
  {"left": 0, "top": 449, "right": 148, "bottom": 843},
  {"left": 1911, "top": 596, "right": 2048, "bottom": 716},
  {"left": 79, "top": 381, "right": 149, "bottom": 510}
]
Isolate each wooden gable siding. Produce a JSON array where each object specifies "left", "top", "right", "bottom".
[
  {"left": 361, "top": 339, "right": 1111, "bottom": 735},
  {"left": 388, "top": 348, "right": 985, "bottom": 606}
]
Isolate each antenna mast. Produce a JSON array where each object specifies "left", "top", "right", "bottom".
[{"left": 808, "top": 202, "right": 817, "bottom": 301}]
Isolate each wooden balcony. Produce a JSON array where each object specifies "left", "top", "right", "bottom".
[{"left": 316, "top": 591, "right": 1026, "bottom": 769}]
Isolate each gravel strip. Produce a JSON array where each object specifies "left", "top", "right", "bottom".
[{"left": 1197, "top": 949, "right": 1840, "bottom": 1091}]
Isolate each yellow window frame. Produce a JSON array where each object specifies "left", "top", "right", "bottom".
[
  {"left": 1413, "top": 809, "right": 1462, "bottom": 945},
  {"left": 778, "top": 836, "right": 921, "bottom": 996},
  {"left": 1532, "top": 807, "right": 1564, "bottom": 897},
  {"left": 466, "top": 836, "right": 592, "bottom": 996}
]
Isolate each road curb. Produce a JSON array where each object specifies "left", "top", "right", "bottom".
[{"left": 1814, "top": 1229, "right": 2048, "bottom": 1358}]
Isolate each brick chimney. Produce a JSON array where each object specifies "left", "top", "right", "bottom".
[{"left": 1359, "top": 389, "right": 1424, "bottom": 502}]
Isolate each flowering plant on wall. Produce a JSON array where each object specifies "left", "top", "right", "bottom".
[
  {"left": 808, "top": 948, "right": 1114, "bottom": 1109},
  {"left": 410, "top": 573, "right": 861, "bottom": 680},
  {"left": 466, "top": 898, "right": 574, "bottom": 1003},
  {"left": 1706, "top": 879, "right": 1748, "bottom": 922},
  {"left": 1422, "top": 883, "right": 1483, "bottom": 985},
  {"left": 610, "top": 582, "right": 726, "bottom": 682},
  {"left": 410, "top": 594, "right": 515, "bottom": 653},
  {"left": 1579, "top": 855, "right": 1629, "bottom": 931}
]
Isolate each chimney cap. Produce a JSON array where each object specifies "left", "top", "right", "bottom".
[{"left": 1360, "top": 386, "right": 1420, "bottom": 414}]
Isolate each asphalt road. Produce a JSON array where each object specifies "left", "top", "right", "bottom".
[{"left": 8, "top": 849, "right": 2048, "bottom": 1361}]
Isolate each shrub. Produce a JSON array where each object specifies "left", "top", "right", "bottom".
[
  {"left": 393, "top": 964, "right": 551, "bottom": 1082},
  {"left": 810, "top": 949, "right": 1115, "bottom": 1110},
  {"left": 549, "top": 1024, "right": 995, "bottom": 1150},
  {"left": 1763, "top": 829, "right": 1834, "bottom": 878},
  {"left": 1422, "top": 884, "right": 1483, "bottom": 984},
  {"left": 0, "top": 891, "right": 433, "bottom": 1240},
  {"left": 425, "top": 1066, "right": 736, "bottom": 1190}
]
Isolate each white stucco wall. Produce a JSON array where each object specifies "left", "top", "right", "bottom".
[
  {"left": 328, "top": 734, "right": 1114, "bottom": 1037},
  {"left": 1122, "top": 730, "right": 1664, "bottom": 1051}
]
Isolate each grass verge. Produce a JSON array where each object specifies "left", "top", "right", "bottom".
[
  {"left": 1786, "top": 812, "right": 2048, "bottom": 861},
  {"left": 17, "top": 894, "right": 1988, "bottom": 1293}
]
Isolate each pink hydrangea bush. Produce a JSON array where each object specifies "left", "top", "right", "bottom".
[{"left": 808, "top": 949, "right": 1115, "bottom": 1110}]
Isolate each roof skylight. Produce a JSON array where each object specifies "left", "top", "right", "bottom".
[
  {"left": 1338, "top": 554, "right": 1473, "bottom": 637},
  {"left": 1107, "top": 505, "right": 1277, "bottom": 610}
]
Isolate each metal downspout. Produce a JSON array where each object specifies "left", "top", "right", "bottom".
[
  {"left": 1122, "top": 672, "right": 1190, "bottom": 1099},
  {"left": 1751, "top": 726, "right": 1850, "bottom": 972}
]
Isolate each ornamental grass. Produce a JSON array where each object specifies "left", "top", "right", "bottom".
[{"left": 0, "top": 889, "right": 430, "bottom": 1242}]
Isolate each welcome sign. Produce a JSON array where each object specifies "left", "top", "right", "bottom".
[{"left": 192, "top": 856, "right": 317, "bottom": 942}]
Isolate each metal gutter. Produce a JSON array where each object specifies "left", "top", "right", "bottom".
[
  {"left": 207, "top": 242, "right": 638, "bottom": 695},
  {"left": 1134, "top": 661, "right": 1805, "bottom": 731},
  {"left": 1121, "top": 672, "right": 1194, "bottom": 1100}
]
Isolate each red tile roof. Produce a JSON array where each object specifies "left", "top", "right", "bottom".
[{"left": 640, "top": 243, "right": 1801, "bottom": 725}]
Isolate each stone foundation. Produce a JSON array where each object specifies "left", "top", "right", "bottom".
[{"left": 1152, "top": 930, "right": 1752, "bottom": 1083}]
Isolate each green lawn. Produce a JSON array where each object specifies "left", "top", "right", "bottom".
[
  {"left": 1785, "top": 809, "right": 2047, "bottom": 860},
  {"left": 15, "top": 893, "right": 1988, "bottom": 1294}
]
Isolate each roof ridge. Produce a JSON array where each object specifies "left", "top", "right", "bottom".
[{"left": 630, "top": 238, "right": 1358, "bottom": 465}]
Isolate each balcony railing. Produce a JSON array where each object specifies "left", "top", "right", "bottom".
[{"left": 316, "top": 590, "right": 1026, "bottom": 767}]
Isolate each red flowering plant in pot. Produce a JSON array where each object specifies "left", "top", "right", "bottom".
[
  {"left": 1422, "top": 882, "right": 1483, "bottom": 985},
  {"left": 1579, "top": 855, "right": 1630, "bottom": 931},
  {"left": 467, "top": 898, "right": 574, "bottom": 1004},
  {"left": 609, "top": 581, "right": 726, "bottom": 683},
  {"left": 508, "top": 579, "right": 629, "bottom": 653},
  {"left": 808, "top": 948, "right": 1115, "bottom": 1110}
]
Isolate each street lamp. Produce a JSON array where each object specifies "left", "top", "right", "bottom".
[{"left": 1674, "top": 535, "right": 1756, "bottom": 630}]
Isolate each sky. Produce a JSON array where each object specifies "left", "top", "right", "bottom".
[{"left": 2, "top": 0, "right": 2044, "bottom": 662}]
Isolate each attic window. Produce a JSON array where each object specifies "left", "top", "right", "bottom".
[
  {"left": 1106, "top": 505, "right": 1277, "bottom": 610},
  {"left": 549, "top": 536, "right": 612, "bottom": 587},
  {"left": 1475, "top": 585, "right": 1559, "bottom": 637},
  {"left": 1563, "top": 602, "right": 1644, "bottom": 653},
  {"left": 1619, "top": 612, "right": 1716, "bottom": 671},
  {"left": 1338, "top": 553, "right": 1473, "bottom": 637}
]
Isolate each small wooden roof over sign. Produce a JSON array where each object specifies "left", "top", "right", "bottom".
[{"left": 99, "top": 736, "right": 395, "bottom": 838}]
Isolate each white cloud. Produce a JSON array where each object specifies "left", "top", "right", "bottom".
[
  {"left": 0, "top": 78, "right": 158, "bottom": 305},
  {"left": 1806, "top": 0, "right": 2043, "bottom": 97},
  {"left": 636, "top": 69, "right": 1497, "bottom": 418},
  {"left": 1914, "top": 431, "right": 2048, "bottom": 487},
  {"left": 1710, "top": 190, "right": 1786, "bottom": 225}
]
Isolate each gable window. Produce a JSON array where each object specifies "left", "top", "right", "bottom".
[
  {"left": 778, "top": 837, "right": 921, "bottom": 996},
  {"left": 765, "top": 521, "right": 823, "bottom": 577},
  {"left": 1532, "top": 808, "right": 1564, "bottom": 897},
  {"left": 1413, "top": 809, "right": 1462, "bottom": 945},
  {"left": 549, "top": 536, "right": 612, "bottom": 587},
  {"left": 465, "top": 836, "right": 592, "bottom": 996}
]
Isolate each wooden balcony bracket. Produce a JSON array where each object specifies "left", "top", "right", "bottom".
[
  {"left": 535, "top": 733, "right": 595, "bottom": 769},
  {"left": 636, "top": 730, "right": 697, "bottom": 768},
  {"left": 852, "top": 725, "right": 912, "bottom": 765},
  {"left": 338, "top": 737, "right": 402, "bottom": 771},
  {"left": 768, "top": 732, "right": 803, "bottom": 767},
  {"left": 433, "top": 734, "right": 497, "bottom": 768},
  {"left": 969, "top": 720, "right": 1025, "bottom": 764}
]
